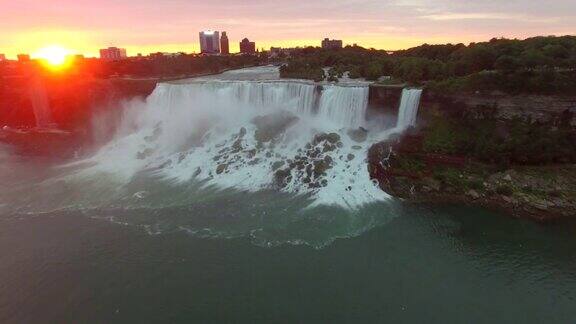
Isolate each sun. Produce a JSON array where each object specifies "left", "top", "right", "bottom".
[{"left": 34, "top": 45, "right": 71, "bottom": 67}]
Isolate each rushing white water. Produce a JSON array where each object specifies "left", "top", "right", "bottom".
[
  {"left": 318, "top": 85, "right": 368, "bottom": 128},
  {"left": 396, "top": 88, "right": 422, "bottom": 130},
  {"left": 65, "top": 79, "right": 390, "bottom": 210}
]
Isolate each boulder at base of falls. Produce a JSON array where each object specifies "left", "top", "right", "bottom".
[
  {"left": 347, "top": 127, "right": 368, "bottom": 143},
  {"left": 252, "top": 111, "right": 299, "bottom": 144}
]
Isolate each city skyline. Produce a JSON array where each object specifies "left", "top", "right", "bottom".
[{"left": 1, "top": 0, "right": 575, "bottom": 59}]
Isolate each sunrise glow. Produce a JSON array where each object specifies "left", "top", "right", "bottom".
[{"left": 33, "top": 45, "right": 70, "bottom": 67}]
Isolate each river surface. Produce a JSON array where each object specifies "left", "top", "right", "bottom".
[{"left": 1, "top": 67, "right": 576, "bottom": 323}]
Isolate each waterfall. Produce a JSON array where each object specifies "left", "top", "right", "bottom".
[
  {"left": 29, "top": 78, "right": 53, "bottom": 128},
  {"left": 149, "top": 80, "right": 369, "bottom": 128},
  {"left": 318, "top": 86, "right": 368, "bottom": 128},
  {"left": 396, "top": 88, "right": 422, "bottom": 130},
  {"left": 75, "top": 78, "right": 386, "bottom": 210}
]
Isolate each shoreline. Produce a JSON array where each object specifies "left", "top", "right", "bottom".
[{"left": 368, "top": 138, "right": 576, "bottom": 223}]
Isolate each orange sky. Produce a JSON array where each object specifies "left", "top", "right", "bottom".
[{"left": 1, "top": 0, "right": 574, "bottom": 59}]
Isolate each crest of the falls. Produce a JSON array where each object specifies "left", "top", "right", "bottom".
[{"left": 396, "top": 88, "right": 422, "bottom": 130}]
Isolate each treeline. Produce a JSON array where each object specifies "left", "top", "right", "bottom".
[
  {"left": 279, "top": 36, "right": 576, "bottom": 94},
  {"left": 97, "top": 55, "right": 263, "bottom": 78}
]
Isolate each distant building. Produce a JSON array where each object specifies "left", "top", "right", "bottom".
[
  {"left": 99, "top": 47, "right": 127, "bottom": 61},
  {"left": 240, "top": 38, "right": 256, "bottom": 54},
  {"left": 220, "top": 32, "right": 230, "bottom": 55},
  {"left": 0, "top": 54, "right": 5, "bottom": 61},
  {"left": 322, "top": 38, "right": 343, "bottom": 50},
  {"left": 17, "top": 54, "right": 31, "bottom": 62},
  {"left": 199, "top": 31, "right": 220, "bottom": 54}
]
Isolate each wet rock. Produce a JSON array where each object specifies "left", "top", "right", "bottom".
[
  {"left": 467, "top": 190, "right": 480, "bottom": 200},
  {"left": 313, "top": 159, "right": 333, "bottom": 177},
  {"left": 271, "top": 161, "right": 285, "bottom": 171},
  {"left": 144, "top": 123, "right": 162, "bottom": 143},
  {"left": 347, "top": 127, "right": 368, "bottom": 143},
  {"left": 314, "top": 132, "right": 341, "bottom": 145},
  {"left": 275, "top": 169, "right": 292, "bottom": 187},
  {"left": 246, "top": 149, "right": 257, "bottom": 158},
  {"left": 252, "top": 112, "right": 299, "bottom": 143},
  {"left": 422, "top": 177, "right": 441, "bottom": 191},
  {"left": 216, "top": 163, "right": 228, "bottom": 175},
  {"left": 137, "top": 148, "right": 154, "bottom": 160}
]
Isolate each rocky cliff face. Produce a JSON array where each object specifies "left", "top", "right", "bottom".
[{"left": 422, "top": 92, "right": 576, "bottom": 126}]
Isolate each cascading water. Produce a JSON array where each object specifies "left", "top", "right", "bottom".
[
  {"left": 396, "top": 88, "right": 422, "bottom": 130},
  {"left": 70, "top": 79, "right": 387, "bottom": 210},
  {"left": 318, "top": 85, "right": 369, "bottom": 128}
]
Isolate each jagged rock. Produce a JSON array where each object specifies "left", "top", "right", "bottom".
[
  {"left": 347, "top": 127, "right": 368, "bottom": 143},
  {"left": 502, "top": 195, "right": 518, "bottom": 205},
  {"left": 314, "top": 132, "right": 341, "bottom": 145},
  {"left": 252, "top": 112, "right": 299, "bottom": 143},
  {"left": 313, "top": 159, "right": 331, "bottom": 177},
  {"left": 216, "top": 164, "right": 228, "bottom": 174},
  {"left": 246, "top": 149, "right": 257, "bottom": 158},
  {"left": 271, "top": 161, "right": 285, "bottom": 171},
  {"left": 467, "top": 190, "right": 480, "bottom": 200},
  {"left": 275, "top": 169, "right": 292, "bottom": 187},
  {"left": 144, "top": 124, "right": 162, "bottom": 143},
  {"left": 422, "top": 177, "right": 441, "bottom": 192},
  {"left": 136, "top": 148, "right": 154, "bottom": 160},
  {"left": 533, "top": 200, "right": 550, "bottom": 210}
]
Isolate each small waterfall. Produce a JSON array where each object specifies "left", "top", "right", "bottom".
[
  {"left": 29, "top": 78, "right": 53, "bottom": 128},
  {"left": 396, "top": 88, "right": 422, "bottom": 130},
  {"left": 318, "top": 86, "right": 369, "bottom": 128}
]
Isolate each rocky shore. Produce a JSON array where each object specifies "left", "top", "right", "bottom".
[{"left": 368, "top": 134, "right": 576, "bottom": 222}]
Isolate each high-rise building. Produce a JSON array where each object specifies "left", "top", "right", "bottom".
[
  {"left": 220, "top": 31, "right": 230, "bottom": 55},
  {"left": 240, "top": 38, "right": 256, "bottom": 54},
  {"left": 321, "top": 38, "right": 343, "bottom": 50},
  {"left": 17, "top": 54, "right": 31, "bottom": 62},
  {"left": 199, "top": 31, "right": 220, "bottom": 54},
  {"left": 99, "top": 47, "right": 127, "bottom": 61},
  {"left": 0, "top": 54, "right": 6, "bottom": 61}
]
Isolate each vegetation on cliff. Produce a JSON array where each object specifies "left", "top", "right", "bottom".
[
  {"left": 368, "top": 102, "right": 576, "bottom": 220},
  {"left": 280, "top": 36, "right": 576, "bottom": 94}
]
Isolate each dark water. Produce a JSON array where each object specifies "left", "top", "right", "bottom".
[{"left": 2, "top": 205, "right": 576, "bottom": 323}]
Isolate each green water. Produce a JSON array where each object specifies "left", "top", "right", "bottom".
[{"left": 2, "top": 204, "right": 576, "bottom": 323}]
